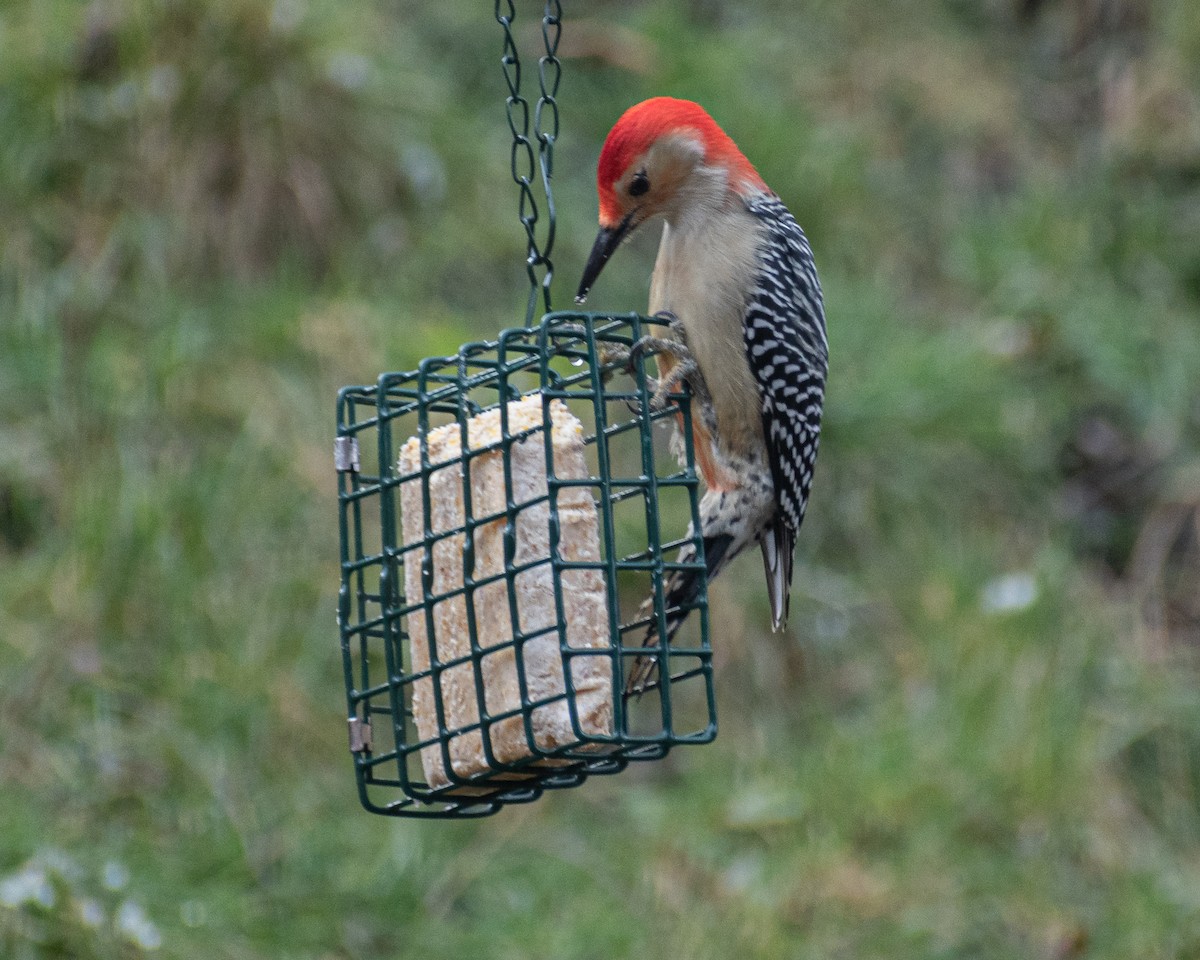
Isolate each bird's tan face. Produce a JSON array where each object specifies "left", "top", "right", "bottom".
[
  {"left": 605, "top": 132, "right": 707, "bottom": 231},
  {"left": 576, "top": 132, "right": 707, "bottom": 304}
]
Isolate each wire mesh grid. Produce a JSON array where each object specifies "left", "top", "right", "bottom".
[{"left": 336, "top": 312, "right": 717, "bottom": 817}]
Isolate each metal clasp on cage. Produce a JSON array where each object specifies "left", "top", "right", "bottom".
[
  {"left": 348, "top": 717, "right": 372, "bottom": 753},
  {"left": 334, "top": 436, "right": 360, "bottom": 473}
]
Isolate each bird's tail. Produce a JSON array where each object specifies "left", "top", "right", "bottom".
[{"left": 760, "top": 517, "right": 795, "bottom": 631}]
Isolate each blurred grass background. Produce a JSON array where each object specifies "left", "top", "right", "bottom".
[{"left": 2, "top": 0, "right": 1200, "bottom": 957}]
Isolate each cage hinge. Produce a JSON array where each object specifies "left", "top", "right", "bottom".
[
  {"left": 348, "top": 717, "right": 372, "bottom": 753},
  {"left": 334, "top": 436, "right": 360, "bottom": 472}
]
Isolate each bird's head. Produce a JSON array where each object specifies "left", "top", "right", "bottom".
[{"left": 575, "top": 97, "right": 766, "bottom": 304}]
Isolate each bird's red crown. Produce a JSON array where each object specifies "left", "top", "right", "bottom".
[{"left": 596, "top": 97, "right": 767, "bottom": 225}]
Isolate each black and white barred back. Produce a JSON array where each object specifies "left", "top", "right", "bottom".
[
  {"left": 625, "top": 192, "right": 828, "bottom": 692},
  {"left": 742, "top": 192, "right": 828, "bottom": 556}
]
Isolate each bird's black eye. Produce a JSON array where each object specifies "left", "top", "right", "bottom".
[{"left": 629, "top": 171, "right": 650, "bottom": 197}]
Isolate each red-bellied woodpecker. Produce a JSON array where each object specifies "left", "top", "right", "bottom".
[{"left": 575, "top": 97, "right": 828, "bottom": 690}]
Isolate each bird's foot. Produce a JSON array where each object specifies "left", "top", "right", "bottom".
[
  {"left": 597, "top": 341, "right": 631, "bottom": 375},
  {"left": 598, "top": 313, "right": 711, "bottom": 415},
  {"left": 598, "top": 312, "right": 685, "bottom": 372},
  {"left": 626, "top": 336, "right": 712, "bottom": 412}
]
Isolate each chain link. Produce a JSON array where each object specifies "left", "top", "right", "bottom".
[{"left": 496, "top": 1, "right": 562, "bottom": 325}]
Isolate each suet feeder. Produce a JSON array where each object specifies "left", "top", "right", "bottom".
[{"left": 334, "top": 5, "right": 715, "bottom": 818}]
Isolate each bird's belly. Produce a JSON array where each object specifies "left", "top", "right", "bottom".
[{"left": 650, "top": 291, "right": 764, "bottom": 464}]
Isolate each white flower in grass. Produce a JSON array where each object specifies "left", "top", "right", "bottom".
[
  {"left": 116, "top": 900, "right": 163, "bottom": 951},
  {"left": 78, "top": 896, "right": 106, "bottom": 928},
  {"left": 0, "top": 865, "right": 54, "bottom": 909},
  {"left": 981, "top": 572, "right": 1038, "bottom": 614}
]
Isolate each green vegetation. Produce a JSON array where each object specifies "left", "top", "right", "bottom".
[{"left": 3, "top": 1, "right": 1199, "bottom": 957}]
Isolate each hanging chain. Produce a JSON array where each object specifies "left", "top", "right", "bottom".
[
  {"left": 496, "top": 0, "right": 562, "bottom": 325},
  {"left": 535, "top": 1, "right": 562, "bottom": 313}
]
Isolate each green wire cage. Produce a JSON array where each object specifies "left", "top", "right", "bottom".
[
  {"left": 334, "top": 5, "right": 716, "bottom": 818},
  {"left": 336, "top": 315, "right": 716, "bottom": 817}
]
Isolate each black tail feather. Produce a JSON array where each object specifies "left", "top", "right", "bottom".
[{"left": 625, "top": 532, "right": 735, "bottom": 695}]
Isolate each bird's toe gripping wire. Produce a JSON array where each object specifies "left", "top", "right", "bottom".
[{"left": 600, "top": 335, "right": 713, "bottom": 419}]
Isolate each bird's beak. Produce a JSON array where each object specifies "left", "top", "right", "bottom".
[{"left": 575, "top": 214, "right": 634, "bottom": 304}]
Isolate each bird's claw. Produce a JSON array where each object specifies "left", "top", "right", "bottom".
[
  {"left": 626, "top": 335, "right": 704, "bottom": 411},
  {"left": 651, "top": 310, "right": 685, "bottom": 337},
  {"left": 598, "top": 312, "right": 683, "bottom": 371},
  {"left": 599, "top": 337, "right": 670, "bottom": 413},
  {"left": 596, "top": 343, "right": 631, "bottom": 384},
  {"left": 599, "top": 322, "right": 712, "bottom": 417}
]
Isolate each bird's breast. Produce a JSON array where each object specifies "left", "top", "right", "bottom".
[{"left": 649, "top": 208, "right": 766, "bottom": 460}]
